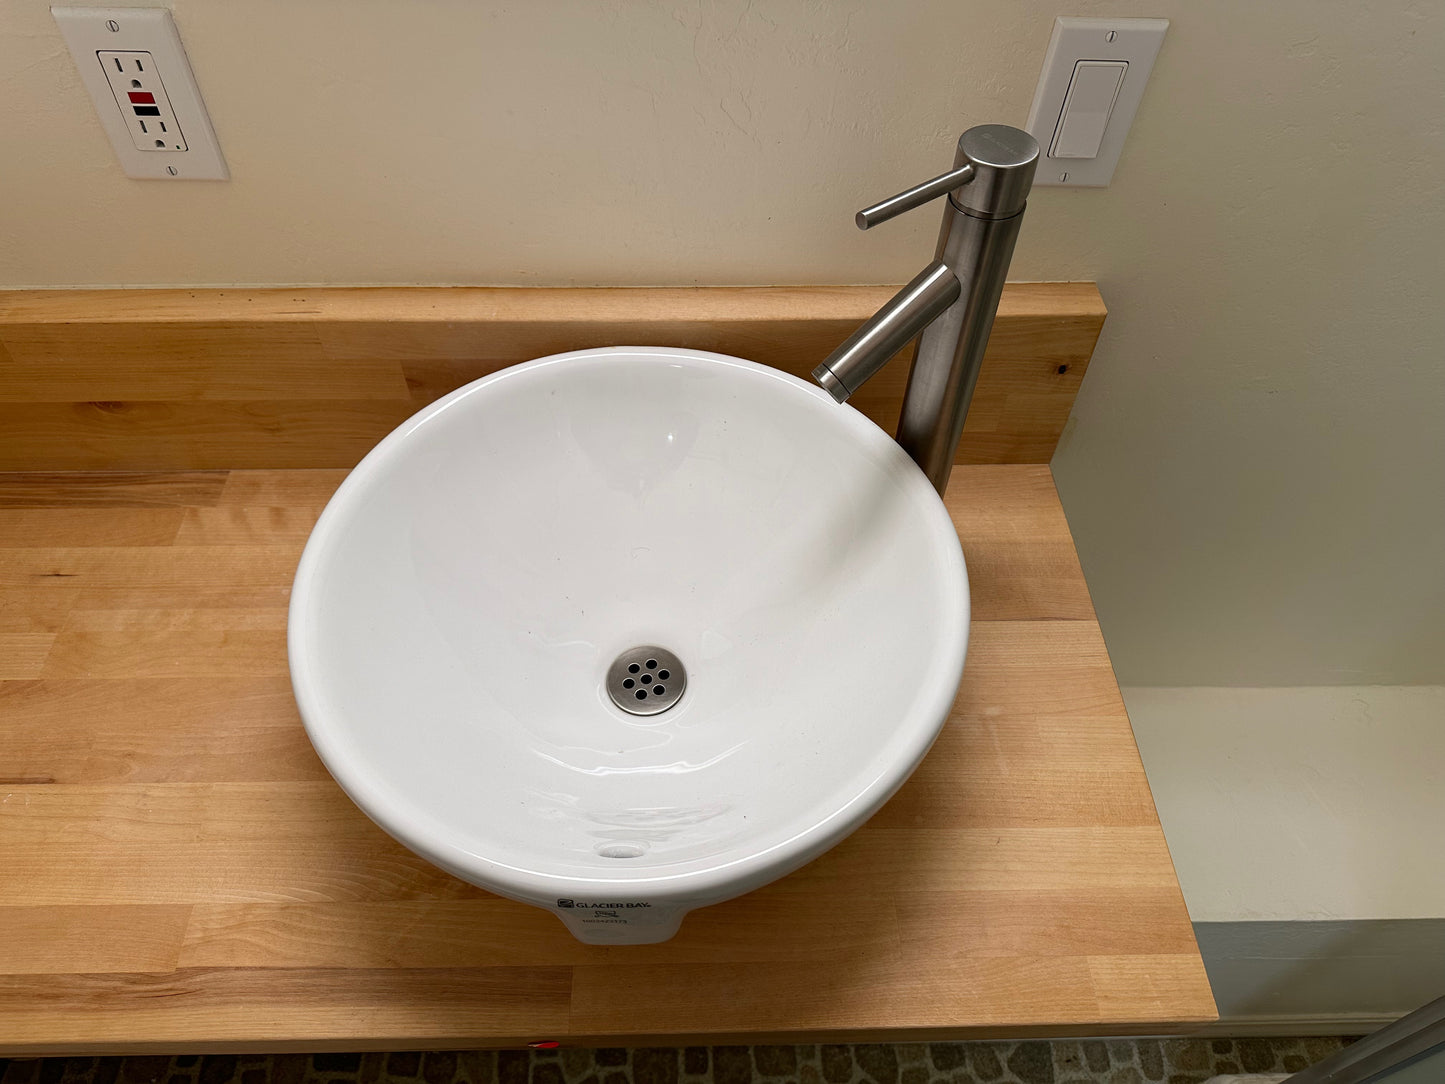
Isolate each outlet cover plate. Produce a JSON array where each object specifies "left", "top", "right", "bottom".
[
  {"left": 1025, "top": 16, "right": 1168, "bottom": 187},
  {"left": 53, "top": 6, "right": 228, "bottom": 180}
]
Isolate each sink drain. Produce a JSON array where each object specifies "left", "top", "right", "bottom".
[{"left": 606, "top": 646, "right": 686, "bottom": 716}]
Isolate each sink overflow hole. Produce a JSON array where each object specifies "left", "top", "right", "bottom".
[{"left": 596, "top": 843, "right": 646, "bottom": 859}]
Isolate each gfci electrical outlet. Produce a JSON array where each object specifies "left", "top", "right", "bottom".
[
  {"left": 99, "top": 51, "right": 187, "bottom": 151},
  {"left": 53, "top": 7, "right": 227, "bottom": 180}
]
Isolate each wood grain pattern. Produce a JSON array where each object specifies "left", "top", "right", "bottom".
[
  {"left": 0, "top": 968, "right": 573, "bottom": 1052},
  {"left": 0, "top": 509, "right": 184, "bottom": 547},
  {"left": 177, "top": 894, "right": 903, "bottom": 970},
  {"left": 0, "top": 466, "right": 1214, "bottom": 1050},
  {"left": 0, "top": 325, "right": 410, "bottom": 401},
  {"left": 0, "top": 285, "right": 1106, "bottom": 471},
  {"left": 0, "top": 472, "right": 228, "bottom": 508},
  {"left": 0, "top": 906, "right": 190, "bottom": 974},
  {"left": 567, "top": 954, "right": 1104, "bottom": 1036},
  {"left": 0, "top": 634, "right": 54, "bottom": 678},
  {"left": 0, "top": 678, "right": 323, "bottom": 784}
]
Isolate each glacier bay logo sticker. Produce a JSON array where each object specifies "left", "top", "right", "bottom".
[{"left": 556, "top": 899, "right": 651, "bottom": 909}]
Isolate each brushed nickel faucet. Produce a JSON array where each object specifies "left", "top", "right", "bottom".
[{"left": 812, "top": 125, "right": 1039, "bottom": 494}]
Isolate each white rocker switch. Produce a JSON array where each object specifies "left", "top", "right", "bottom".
[
  {"left": 1025, "top": 17, "right": 1169, "bottom": 187},
  {"left": 1050, "top": 60, "right": 1127, "bottom": 159}
]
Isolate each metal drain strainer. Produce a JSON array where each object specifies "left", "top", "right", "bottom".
[{"left": 606, "top": 645, "right": 686, "bottom": 716}]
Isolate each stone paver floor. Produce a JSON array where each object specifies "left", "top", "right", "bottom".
[{"left": 0, "top": 1036, "right": 1357, "bottom": 1084}]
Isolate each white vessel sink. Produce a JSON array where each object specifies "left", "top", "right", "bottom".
[{"left": 288, "top": 347, "right": 969, "bottom": 943}]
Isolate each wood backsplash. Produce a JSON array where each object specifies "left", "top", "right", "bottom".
[{"left": 0, "top": 284, "right": 1105, "bottom": 471}]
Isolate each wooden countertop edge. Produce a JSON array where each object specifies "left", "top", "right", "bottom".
[
  {"left": 0, "top": 1021, "right": 1223, "bottom": 1057},
  {"left": 0, "top": 282, "right": 1106, "bottom": 325}
]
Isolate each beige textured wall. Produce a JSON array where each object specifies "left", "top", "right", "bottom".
[
  {"left": 1125, "top": 685, "right": 1445, "bottom": 921},
  {"left": 3, "top": 0, "right": 1442, "bottom": 684}
]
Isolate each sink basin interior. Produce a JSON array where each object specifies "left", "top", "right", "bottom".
[{"left": 289, "top": 347, "right": 968, "bottom": 916}]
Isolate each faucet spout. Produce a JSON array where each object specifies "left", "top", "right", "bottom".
[{"left": 812, "top": 260, "right": 960, "bottom": 403}]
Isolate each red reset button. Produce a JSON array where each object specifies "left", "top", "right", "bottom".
[{"left": 127, "top": 91, "right": 156, "bottom": 104}]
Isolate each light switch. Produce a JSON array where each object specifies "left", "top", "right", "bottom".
[
  {"left": 1025, "top": 17, "right": 1169, "bottom": 187},
  {"left": 1050, "top": 61, "right": 1127, "bottom": 159}
]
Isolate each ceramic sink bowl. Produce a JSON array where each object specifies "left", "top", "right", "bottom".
[{"left": 288, "top": 347, "right": 968, "bottom": 943}]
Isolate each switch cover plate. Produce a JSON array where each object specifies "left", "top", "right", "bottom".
[
  {"left": 1026, "top": 17, "right": 1167, "bottom": 187},
  {"left": 53, "top": 7, "right": 228, "bottom": 180}
]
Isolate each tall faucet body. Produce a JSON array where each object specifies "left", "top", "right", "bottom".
[{"left": 812, "top": 125, "right": 1039, "bottom": 494}]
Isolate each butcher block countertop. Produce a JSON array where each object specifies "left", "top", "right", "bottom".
[{"left": 0, "top": 464, "right": 1216, "bottom": 1052}]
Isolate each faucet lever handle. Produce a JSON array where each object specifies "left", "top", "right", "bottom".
[{"left": 855, "top": 164, "right": 975, "bottom": 231}]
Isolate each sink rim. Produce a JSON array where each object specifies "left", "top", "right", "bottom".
[{"left": 288, "top": 346, "right": 969, "bottom": 908}]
